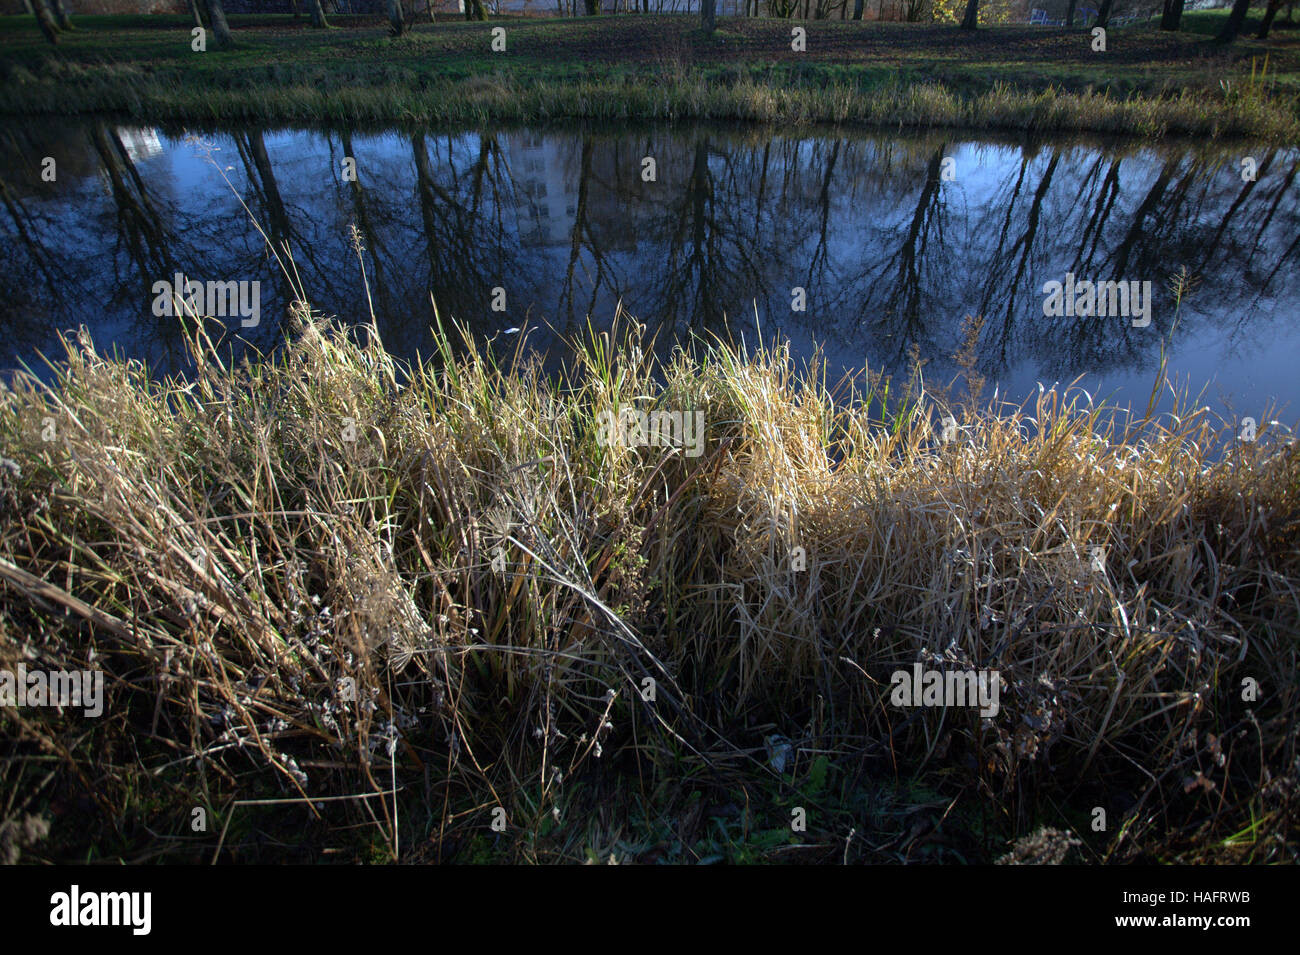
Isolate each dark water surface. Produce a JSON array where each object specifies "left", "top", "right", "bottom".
[{"left": 2, "top": 121, "right": 1298, "bottom": 423}]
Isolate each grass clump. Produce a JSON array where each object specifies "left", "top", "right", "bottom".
[{"left": 0, "top": 306, "right": 1297, "bottom": 863}]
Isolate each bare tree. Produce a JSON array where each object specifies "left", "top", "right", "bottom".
[
  {"left": 387, "top": 0, "right": 407, "bottom": 34},
  {"left": 1160, "top": 0, "right": 1183, "bottom": 30},
  {"left": 308, "top": 0, "right": 330, "bottom": 28},
  {"left": 702, "top": 0, "right": 716, "bottom": 33},
  {"left": 1258, "top": 0, "right": 1284, "bottom": 36},
  {"left": 1095, "top": 0, "right": 1114, "bottom": 28},
  {"left": 960, "top": 0, "right": 978, "bottom": 29},
  {"left": 51, "top": 0, "right": 72, "bottom": 30},
  {"left": 1216, "top": 0, "right": 1251, "bottom": 41},
  {"left": 189, "top": 0, "right": 205, "bottom": 28},
  {"left": 31, "top": 0, "right": 60, "bottom": 44},
  {"left": 202, "top": 0, "right": 234, "bottom": 47}
]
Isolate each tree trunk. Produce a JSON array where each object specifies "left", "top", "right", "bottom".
[
  {"left": 189, "top": 0, "right": 205, "bottom": 28},
  {"left": 1258, "top": 0, "right": 1283, "bottom": 36},
  {"left": 51, "top": 0, "right": 72, "bottom": 30},
  {"left": 583, "top": 0, "right": 598, "bottom": 13},
  {"left": 1160, "top": 0, "right": 1181, "bottom": 30},
  {"left": 466, "top": 0, "right": 489, "bottom": 19},
  {"left": 203, "top": 0, "right": 233, "bottom": 46},
  {"left": 852, "top": 0, "right": 864, "bottom": 18},
  {"left": 1095, "top": 0, "right": 1113, "bottom": 28},
  {"left": 1216, "top": 0, "right": 1250, "bottom": 41},
  {"left": 32, "top": 0, "right": 59, "bottom": 44},
  {"left": 387, "top": 0, "right": 406, "bottom": 34},
  {"left": 308, "top": 0, "right": 329, "bottom": 27},
  {"left": 1066, "top": 0, "right": 1076, "bottom": 26},
  {"left": 960, "top": 0, "right": 977, "bottom": 29},
  {"left": 702, "top": 0, "right": 716, "bottom": 33}
]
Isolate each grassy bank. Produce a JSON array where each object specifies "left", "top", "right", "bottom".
[
  {"left": 0, "top": 309, "right": 1297, "bottom": 864},
  {"left": 0, "top": 14, "right": 1298, "bottom": 139}
]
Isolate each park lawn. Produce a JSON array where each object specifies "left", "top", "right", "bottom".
[{"left": 0, "top": 14, "right": 1296, "bottom": 137}]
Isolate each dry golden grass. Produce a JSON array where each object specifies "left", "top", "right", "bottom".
[{"left": 1, "top": 307, "right": 1297, "bottom": 863}]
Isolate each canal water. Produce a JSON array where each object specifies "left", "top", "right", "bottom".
[{"left": 2, "top": 121, "right": 1297, "bottom": 424}]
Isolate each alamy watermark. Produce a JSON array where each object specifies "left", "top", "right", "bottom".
[
  {"left": 595, "top": 408, "right": 705, "bottom": 458},
  {"left": 151, "top": 272, "right": 260, "bottom": 328},
  {"left": 1042, "top": 273, "right": 1151, "bottom": 328},
  {"left": 0, "top": 664, "right": 104, "bottom": 717},
  {"left": 889, "top": 662, "right": 1000, "bottom": 718},
  {"left": 50, "top": 885, "right": 150, "bottom": 935}
]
